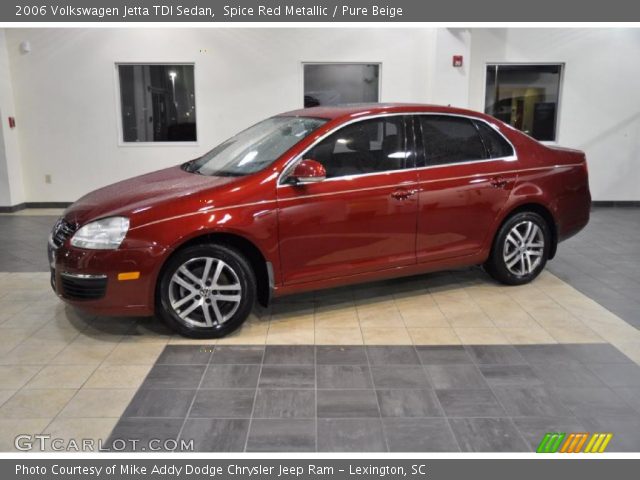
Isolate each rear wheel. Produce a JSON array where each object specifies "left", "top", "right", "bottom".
[
  {"left": 157, "top": 244, "right": 256, "bottom": 338},
  {"left": 484, "top": 211, "right": 550, "bottom": 285}
]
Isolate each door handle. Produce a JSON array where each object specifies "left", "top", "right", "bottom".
[
  {"left": 391, "top": 188, "right": 418, "bottom": 200},
  {"left": 490, "top": 176, "right": 509, "bottom": 189}
]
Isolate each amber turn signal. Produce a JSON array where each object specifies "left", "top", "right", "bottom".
[{"left": 117, "top": 272, "right": 140, "bottom": 281}]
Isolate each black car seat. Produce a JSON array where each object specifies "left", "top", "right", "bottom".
[
  {"left": 338, "top": 129, "right": 375, "bottom": 176},
  {"left": 380, "top": 134, "right": 404, "bottom": 171}
]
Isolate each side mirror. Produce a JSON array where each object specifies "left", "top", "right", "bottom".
[{"left": 290, "top": 159, "right": 326, "bottom": 184}]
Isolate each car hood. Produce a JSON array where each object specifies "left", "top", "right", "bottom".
[{"left": 64, "top": 166, "right": 237, "bottom": 226}]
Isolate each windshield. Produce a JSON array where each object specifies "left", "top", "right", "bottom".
[{"left": 184, "top": 116, "right": 327, "bottom": 176}]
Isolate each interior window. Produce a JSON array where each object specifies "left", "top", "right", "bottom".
[
  {"left": 306, "top": 117, "right": 409, "bottom": 178},
  {"left": 473, "top": 120, "right": 514, "bottom": 158},
  {"left": 420, "top": 116, "right": 487, "bottom": 166},
  {"left": 485, "top": 64, "right": 562, "bottom": 141}
]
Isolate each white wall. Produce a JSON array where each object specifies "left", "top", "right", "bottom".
[
  {"left": 0, "top": 29, "right": 24, "bottom": 206},
  {"left": 470, "top": 28, "right": 640, "bottom": 201},
  {"left": 430, "top": 28, "right": 471, "bottom": 108},
  {"left": 2, "top": 27, "right": 639, "bottom": 204},
  {"left": 4, "top": 28, "right": 434, "bottom": 203}
]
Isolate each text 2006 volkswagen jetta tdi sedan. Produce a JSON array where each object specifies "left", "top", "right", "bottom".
[{"left": 48, "top": 104, "right": 591, "bottom": 338}]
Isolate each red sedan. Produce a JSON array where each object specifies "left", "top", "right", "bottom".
[{"left": 48, "top": 104, "right": 591, "bottom": 337}]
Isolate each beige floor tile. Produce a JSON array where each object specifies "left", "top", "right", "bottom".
[
  {"left": 41, "top": 417, "right": 119, "bottom": 451},
  {"left": 587, "top": 322, "right": 640, "bottom": 345},
  {"left": 0, "top": 390, "right": 16, "bottom": 408},
  {"left": 393, "top": 293, "right": 436, "bottom": 309},
  {"left": 528, "top": 306, "right": 576, "bottom": 324},
  {"left": 400, "top": 307, "right": 450, "bottom": 328},
  {"left": 435, "top": 299, "right": 483, "bottom": 318},
  {"left": 0, "top": 389, "right": 76, "bottom": 419},
  {"left": 362, "top": 327, "right": 412, "bottom": 345},
  {"left": 102, "top": 343, "right": 164, "bottom": 365},
  {"left": 357, "top": 301, "right": 403, "bottom": 327},
  {"left": 84, "top": 364, "right": 152, "bottom": 389},
  {"left": 119, "top": 320, "right": 173, "bottom": 344},
  {"left": 508, "top": 290, "right": 558, "bottom": 311},
  {"left": 454, "top": 327, "right": 509, "bottom": 345},
  {"left": 266, "top": 327, "right": 314, "bottom": 345},
  {"left": 544, "top": 324, "right": 604, "bottom": 344},
  {"left": 446, "top": 312, "right": 495, "bottom": 328},
  {"left": 487, "top": 311, "right": 538, "bottom": 328},
  {"left": 51, "top": 337, "right": 121, "bottom": 366},
  {"left": 499, "top": 326, "right": 557, "bottom": 345},
  {"left": 0, "top": 418, "right": 51, "bottom": 452},
  {"left": 59, "top": 389, "right": 136, "bottom": 418},
  {"left": 0, "top": 328, "right": 34, "bottom": 355},
  {"left": 214, "top": 321, "right": 268, "bottom": 345},
  {"left": 0, "top": 312, "right": 55, "bottom": 330},
  {"left": 0, "top": 338, "right": 69, "bottom": 366},
  {"left": 25, "top": 365, "right": 97, "bottom": 389},
  {"left": 0, "top": 365, "right": 42, "bottom": 389},
  {"left": 314, "top": 313, "right": 360, "bottom": 329},
  {"left": 268, "top": 315, "right": 314, "bottom": 330},
  {"left": 315, "top": 328, "right": 363, "bottom": 345},
  {"left": 31, "top": 325, "right": 82, "bottom": 344},
  {"left": 408, "top": 327, "right": 461, "bottom": 345}
]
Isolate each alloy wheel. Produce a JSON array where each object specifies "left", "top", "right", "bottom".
[
  {"left": 168, "top": 256, "right": 242, "bottom": 328},
  {"left": 502, "top": 220, "right": 545, "bottom": 276}
]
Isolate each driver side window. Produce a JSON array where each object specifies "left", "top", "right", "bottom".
[{"left": 306, "top": 117, "right": 409, "bottom": 178}]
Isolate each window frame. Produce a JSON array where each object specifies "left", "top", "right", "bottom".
[
  {"left": 301, "top": 61, "right": 382, "bottom": 108},
  {"left": 114, "top": 62, "right": 199, "bottom": 147},
  {"left": 279, "top": 113, "right": 413, "bottom": 185},
  {"left": 413, "top": 113, "right": 517, "bottom": 169},
  {"left": 483, "top": 62, "right": 564, "bottom": 144}
]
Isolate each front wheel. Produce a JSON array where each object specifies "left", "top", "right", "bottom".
[
  {"left": 157, "top": 244, "right": 256, "bottom": 338},
  {"left": 484, "top": 212, "right": 550, "bottom": 285}
]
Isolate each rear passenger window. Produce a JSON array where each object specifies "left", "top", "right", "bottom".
[
  {"left": 306, "top": 117, "right": 409, "bottom": 178},
  {"left": 474, "top": 120, "right": 514, "bottom": 158},
  {"left": 420, "top": 116, "right": 487, "bottom": 165}
]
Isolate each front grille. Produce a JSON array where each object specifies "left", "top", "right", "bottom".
[
  {"left": 60, "top": 274, "right": 107, "bottom": 300},
  {"left": 51, "top": 218, "right": 77, "bottom": 248}
]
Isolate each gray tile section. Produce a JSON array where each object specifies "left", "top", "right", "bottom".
[
  {"left": 547, "top": 206, "right": 640, "bottom": 329},
  {"left": 107, "top": 343, "right": 640, "bottom": 452},
  {"left": 0, "top": 216, "right": 57, "bottom": 272}
]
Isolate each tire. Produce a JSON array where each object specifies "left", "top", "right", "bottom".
[
  {"left": 484, "top": 211, "right": 551, "bottom": 286},
  {"left": 156, "top": 244, "right": 256, "bottom": 338}
]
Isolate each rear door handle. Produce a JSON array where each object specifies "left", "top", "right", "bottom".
[
  {"left": 490, "top": 176, "right": 508, "bottom": 189},
  {"left": 391, "top": 188, "right": 418, "bottom": 200}
]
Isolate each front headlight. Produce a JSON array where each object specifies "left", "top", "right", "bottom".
[{"left": 70, "top": 217, "right": 130, "bottom": 250}]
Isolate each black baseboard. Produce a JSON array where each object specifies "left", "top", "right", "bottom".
[
  {"left": 592, "top": 201, "right": 640, "bottom": 208},
  {"left": 0, "top": 202, "right": 72, "bottom": 213}
]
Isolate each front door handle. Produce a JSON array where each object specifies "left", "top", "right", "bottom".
[
  {"left": 490, "top": 176, "right": 509, "bottom": 189},
  {"left": 391, "top": 188, "right": 418, "bottom": 200}
]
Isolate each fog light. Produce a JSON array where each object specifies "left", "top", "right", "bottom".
[{"left": 117, "top": 272, "right": 140, "bottom": 281}]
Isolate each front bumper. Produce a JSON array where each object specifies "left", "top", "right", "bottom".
[{"left": 48, "top": 238, "right": 166, "bottom": 317}]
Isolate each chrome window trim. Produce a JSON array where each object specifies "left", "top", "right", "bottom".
[{"left": 277, "top": 112, "right": 517, "bottom": 187}]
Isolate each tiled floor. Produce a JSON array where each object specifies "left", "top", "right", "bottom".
[
  {"left": 0, "top": 207, "right": 639, "bottom": 452},
  {"left": 105, "top": 344, "right": 640, "bottom": 452},
  {"left": 547, "top": 207, "right": 640, "bottom": 328}
]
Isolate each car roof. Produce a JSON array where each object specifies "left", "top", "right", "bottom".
[{"left": 280, "top": 103, "right": 494, "bottom": 122}]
